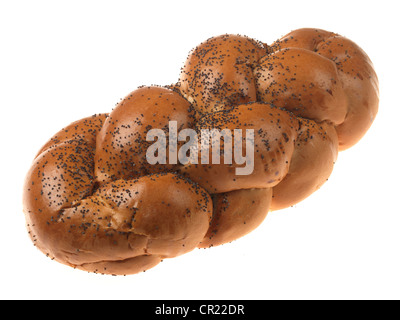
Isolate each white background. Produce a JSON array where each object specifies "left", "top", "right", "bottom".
[{"left": 1, "top": 0, "right": 399, "bottom": 300}]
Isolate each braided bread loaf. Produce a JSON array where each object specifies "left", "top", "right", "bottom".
[{"left": 23, "top": 28, "right": 379, "bottom": 275}]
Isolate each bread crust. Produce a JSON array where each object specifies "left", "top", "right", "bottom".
[
  {"left": 199, "top": 188, "right": 272, "bottom": 248},
  {"left": 178, "top": 102, "right": 299, "bottom": 193},
  {"left": 94, "top": 86, "right": 195, "bottom": 182},
  {"left": 271, "top": 118, "right": 339, "bottom": 210},
  {"left": 255, "top": 47, "right": 347, "bottom": 125},
  {"left": 179, "top": 34, "right": 268, "bottom": 115},
  {"left": 23, "top": 28, "right": 378, "bottom": 275},
  {"left": 270, "top": 28, "right": 379, "bottom": 150}
]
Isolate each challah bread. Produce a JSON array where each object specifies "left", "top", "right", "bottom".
[{"left": 23, "top": 28, "right": 379, "bottom": 275}]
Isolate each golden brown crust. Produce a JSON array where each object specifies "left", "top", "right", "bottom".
[
  {"left": 270, "top": 28, "right": 379, "bottom": 150},
  {"left": 24, "top": 165, "right": 212, "bottom": 275},
  {"left": 199, "top": 188, "right": 272, "bottom": 248},
  {"left": 270, "top": 28, "right": 337, "bottom": 52},
  {"left": 94, "top": 86, "right": 195, "bottom": 183},
  {"left": 22, "top": 28, "right": 378, "bottom": 275},
  {"left": 255, "top": 47, "right": 347, "bottom": 125},
  {"left": 271, "top": 118, "right": 338, "bottom": 211},
  {"left": 179, "top": 34, "right": 268, "bottom": 115},
  {"left": 178, "top": 102, "right": 299, "bottom": 193},
  {"left": 35, "top": 113, "right": 109, "bottom": 158}
]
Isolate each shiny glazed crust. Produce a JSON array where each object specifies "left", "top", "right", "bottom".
[{"left": 23, "top": 28, "right": 379, "bottom": 275}]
